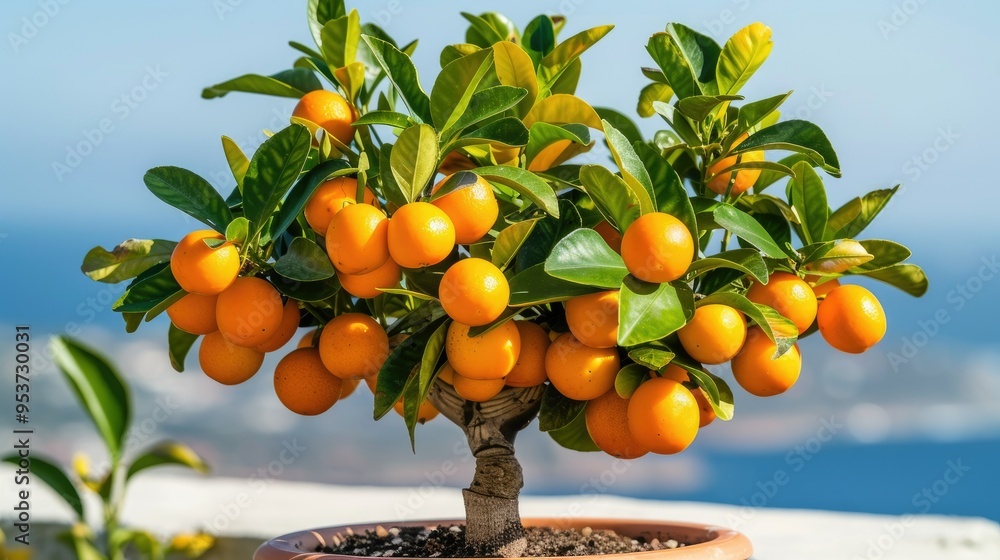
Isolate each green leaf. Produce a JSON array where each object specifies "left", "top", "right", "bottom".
[
  {"left": 754, "top": 154, "right": 813, "bottom": 192},
  {"left": 716, "top": 23, "right": 773, "bottom": 95},
  {"left": 547, "top": 406, "right": 601, "bottom": 452},
  {"left": 492, "top": 219, "right": 541, "bottom": 270},
  {"left": 452, "top": 116, "right": 530, "bottom": 150},
  {"left": 637, "top": 83, "right": 674, "bottom": 118},
  {"left": 676, "top": 95, "right": 743, "bottom": 122},
  {"left": 860, "top": 263, "right": 929, "bottom": 297},
  {"left": 733, "top": 120, "right": 841, "bottom": 177},
  {"left": 526, "top": 122, "right": 589, "bottom": 168},
  {"left": 440, "top": 44, "right": 481, "bottom": 67},
  {"left": 374, "top": 316, "right": 448, "bottom": 420},
  {"left": 713, "top": 204, "right": 788, "bottom": 258},
  {"left": 127, "top": 441, "right": 209, "bottom": 480},
  {"left": 81, "top": 239, "right": 176, "bottom": 284},
  {"left": 850, "top": 239, "right": 911, "bottom": 272},
  {"left": 688, "top": 248, "right": 768, "bottom": 282},
  {"left": 379, "top": 143, "right": 407, "bottom": 209},
  {"left": 274, "top": 238, "right": 336, "bottom": 281},
  {"left": 221, "top": 135, "right": 250, "bottom": 188},
  {"left": 2, "top": 455, "right": 84, "bottom": 520},
  {"left": 698, "top": 292, "right": 798, "bottom": 357},
  {"left": 618, "top": 278, "right": 694, "bottom": 347},
  {"left": 242, "top": 124, "right": 313, "bottom": 238},
  {"left": 544, "top": 229, "right": 628, "bottom": 288},
  {"left": 493, "top": 42, "right": 538, "bottom": 117},
  {"left": 578, "top": 165, "right": 640, "bottom": 231},
  {"left": 522, "top": 15, "right": 556, "bottom": 64},
  {"left": 405, "top": 319, "right": 450, "bottom": 446},
  {"left": 508, "top": 264, "right": 598, "bottom": 307},
  {"left": 113, "top": 264, "right": 182, "bottom": 313},
  {"left": 628, "top": 346, "right": 676, "bottom": 371},
  {"left": 447, "top": 86, "right": 528, "bottom": 135},
  {"left": 320, "top": 9, "right": 360, "bottom": 68},
  {"left": 646, "top": 33, "right": 701, "bottom": 99},
  {"left": 361, "top": 35, "right": 432, "bottom": 123},
  {"left": 269, "top": 271, "right": 341, "bottom": 302},
  {"left": 682, "top": 366, "right": 735, "bottom": 421},
  {"left": 737, "top": 92, "right": 791, "bottom": 134},
  {"left": 390, "top": 124, "right": 439, "bottom": 202},
  {"left": 431, "top": 48, "right": 494, "bottom": 132},
  {"left": 475, "top": 165, "right": 560, "bottom": 217},
  {"left": 595, "top": 107, "right": 643, "bottom": 145},
  {"left": 516, "top": 199, "right": 581, "bottom": 270},
  {"left": 144, "top": 167, "right": 233, "bottom": 233},
  {"left": 51, "top": 336, "right": 130, "bottom": 459},
  {"left": 603, "top": 119, "right": 656, "bottom": 214},
  {"left": 308, "top": 0, "right": 346, "bottom": 48},
  {"left": 273, "top": 159, "right": 354, "bottom": 239},
  {"left": 634, "top": 142, "right": 698, "bottom": 251},
  {"left": 828, "top": 186, "right": 898, "bottom": 239},
  {"left": 666, "top": 23, "right": 722, "bottom": 87},
  {"left": 786, "top": 161, "right": 828, "bottom": 244},
  {"left": 461, "top": 12, "right": 508, "bottom": 46},
  {"left": 355, "top": 110, "right": 413, "bottom": 129},
  {"left": 225, "top": 216, "right": 250, "bottom": 246},
  {"left": 537, "top": 25, "right": 615, "bottom": 94},
  {"left": 615, "top": 363, "right": 649, "bottom": 398},
  {"left": 167, "top": 325, "right": 198, "bottom": 373},
  {"left": 201, "top": 68, "right": 322, "bottom": 99},
  {"left": 538, "top": 384, "right": 586, "bottom": 432}
]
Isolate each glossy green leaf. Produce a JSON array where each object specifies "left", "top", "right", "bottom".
[
  {"left": 698, "top": 292, "right": 798, "bottom": 357},
  {"left": 861, "top": 263, "right": 929, "bottom": 297},
  {"left": 320, "top": 9, "right": 360, "bottom": 68},
  {"left": 508, "top": 264, "right": 598, "bottom": 307},
  {"left": 850, "top": 240, "right": 911, "bottom": 272},
  {"left": 374, "top": 316, "right": 448, "bottom": 420},
  {"left": 361, "top": 35, "right": 432, "bottom": 123},
  {"left": 666, "top": 23, "right": 722, "bottom": 87},
  {"left": 544, "top": 229, "right": 628, "bottom": 288},
  {"left": 127, "top": 441, "right": 209, "bottom": 480},
  {"left": 274, "top": 238, "right": 336, "bottom": 281},
  {"left": 391, "top": 123, "right": 438, "bottom": 201},
  {"left": 516, "top": 199, "right": 581, "bottom": 270},
  {"left": 615, "top": 363, "right": 649, "bottom": 398},
  {"left": 646, "top": 33, "right": 701, "bottom": 99},
  {"left": 716, "top": 23, "right": 773, "bottom": 95},
  {"left": 547, "top": 406, "right": 601, "bottom": 452},
  {"left": 450, "top": 117, "right": 530, "bottom": 152},
  {"left": 432, "top": 48, "right": 494, "bottom": 132},
  {"left": 113, "top": 264, "right": 182, "bottom": 313},
  {"left": 225, "top": 216, "right": 250, "bottom": 246},
  {"left": 447, "top": 86, "right": 528, "bottom": 135},
  {"left": 522, "top": 15, "right": 556, "bottom": 64},
  {"left": 688, "top": 248, "right": 768, "bottom": 282},
  {"left": 628, "top": 346, "right": 676, "bottom": 371},
  {"left": 493, "top": 42, "right": 538, "bottom": 117},
  {"left": 827, "top": 186, "right": 899, "bottom": 239},
  {"left": 475, "top": 165, "right": 560, "bottom": 217},
  {"left": 273, "top": 159, "right": 354, "bottom": 238},
  {"left": 753, "top": 154, "right": 812, "bottom": 192},
  {"left": 595, "top": 107, "right": 643, "bottom": 145},
  {"left": 578, "top": 165, "right": 640, "bottom": 232},
  {"left": 242, "top": 124, "right": 312, "bottom": 237},
  {"left": 637, "top": 83, "right": 674, "bottom": 118},
  {"left": 618, "top": 278, "right": 694, "bottom": 347},
  {"left": 538, "top": 384, "right": 587, "bottom": 432},
  {"left": 737, "top": 92, "right": 791, "bottom": 134},
  {"left": 526, "top": 122, "right": 589, "bottom": 168},
  {"left": 682, "top": 366, "right": 735, "bottom": 421},
  {"left": 733, "top": 120, "right": 841, "bottom": 177},
  {"left": 634, "top": 142, "right": 698, "bottom": 251},
  {"left": 221, "top": 135, "right": 250, "bottom": 188},
  {"left": 144, "top": 167, "right": 233, "bottom": 233},
  {"left": 410, "top": 319, "right": 450, "bottom": 425},
  {"left": 308, "top": 0, "right": 346, "bottom": 48},
  {"left": 202, "top": 68, "right": 322, "bottom": 99},
  {"left": 676, "top": 95, "right": 743, "bottom": 122},
  {"left": 354, "top": 110, "right": 413, "bottom": 129},
  {"left": 81, "top": 239, "right": 176, "bottom": 284},
  {"left": 787, "top": 161, "right": 828, "bottom": 244},
  {"left": 167, "top": 325, "right": 198, "bottom": 373},
  {"left": 269, "top": 270, "right": 341, "bottom": 302},
  {"left": 492, "top": 219, "right": 541, "bottom": 270},
  {"left": 2, "top": 455, "right": 84, "bottom": 519},
  {"left": 52, "top": 336, "right": 130, "bottom": 459},
  {"left": 713, "top": 204, "right": 788, "bottom": 258},
  {"left": 461, "top": 12, "right": 509, "bottom": 46},
  {"left": 537, "top": 24, "right": 614, "bottom": 94},
  {"left": 603, "top": 119, "right": 656, "bottom": 214}
]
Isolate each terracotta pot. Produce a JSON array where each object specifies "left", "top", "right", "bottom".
[{"left": 253, "top": 518, "right": 752, "bottom": 560}]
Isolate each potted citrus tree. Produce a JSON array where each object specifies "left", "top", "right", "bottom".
[{"left": 81, "top": 2, "right": 926, "bottom": 558}]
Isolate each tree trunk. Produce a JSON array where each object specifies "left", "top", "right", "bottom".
[{"left": 428, "top": 381, "right": 545, "bottom": 557}]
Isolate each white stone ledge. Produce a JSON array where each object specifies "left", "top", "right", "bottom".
[{"left": 6, "top": 473, "right": 999, "bottom": 559}]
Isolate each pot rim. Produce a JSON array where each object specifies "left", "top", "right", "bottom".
[{"left": 253, "top": 517, "right": 753, "bottom": 560}]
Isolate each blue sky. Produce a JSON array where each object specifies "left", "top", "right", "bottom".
[{"left": 2, "top": 0, "right": 999, "bottom": 519}]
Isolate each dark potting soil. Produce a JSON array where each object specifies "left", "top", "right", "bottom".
[{"left": 315, "top": 524, "right": 689, "bottom": 557}]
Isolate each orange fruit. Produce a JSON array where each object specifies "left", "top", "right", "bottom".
[
  {"left": 661, "top": 366, "right": 717, "bottom": 429},
  {"left": 445, "top": 321, "right": 521, "bottom": 380},
  {"left": 325, "top": 203, "right": 390, "bottom": 274},
  {"left": 677, "top": 304, "right": 747, "bottom": 364},
  {"left": 544, "top": 333, "right": 619, "bottom": 401},
  {"left": 255, "top": 299, "right": 301, "bottom": 352},
  {"left": 747, "top": 272, "right": 818, "bottom": 334},
  {"left": 807, "top": 276, "right": 841, "bottom": 300},
  {"left": 817, "top": 285, "right": 887, "bottom": 354},
  {"left": 626, "top": 377, "right": 699, "bottom": 454},
  {"left": 621, "top": 212, "right": 694, "bottom": 284},
  {"left": 340, "top": 378, "right": 360, "bottom": 399},
  {"left": 387, "top": 202, "right": 456, "bottom": 268},
  {"left": 594, "top": 221, "right": 622, "bottom": 254},
  {"left": 505, "top": 321, "right": 550, "bottom": 387},
  {"left": 304, "top": 177, "right": 378, "bottom": 234},
  {"left": 706, "top": 134, "right": 764, "bottom": 196},
  {"left": 731, "top": 327, "right": 802, "bottom": 397},
  {"left": 216, "top": 277, "right": 284, "bottom": 347},
  {"left": 564, "top": 290, "right": 619, "bottom": 349},
  {"left": 393, "top": 397, "right": 440, "bottom": 423},
  {"left": 297, "top": 329, "right": 318, "bottom": 348},
  {"left": 292, "top": 90, "right": 356, "bottom": 146},
  {"left": 337, "top": 258, "right": 401, "bottom": 299},
  {"left": 528, "top": 139, "right": 572, "bottom": 171},
  {"left": 273, "top": 348, "right": 343, "bottom": 416},
  {"left": 318, "top": 313, "right": 389, "bottom": 379},
  {"left": 170, "top": 230, "right": 240, "bottom": 295},
  {"left": 199, "top": 331, "right": 264, "bottom": 385},
  {"left": 437, "top": 363, "right": 457, "bottom": 385},
  {"left": 453, "top": 373, "right": 506, "bottom": 402},
  {"left": 585, "top": 390, "right": 649, "bottom": 459},
  {"left": 166, "top": 293, "right": 218, "bottom": 335},
  {"left": 439, "top": 258, "right": 510, "bottom": 327},
  {"left": 431, "top": 173, "right": 499, "bottom": 244}
]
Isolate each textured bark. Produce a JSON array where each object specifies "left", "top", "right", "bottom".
[{"left": 428, "top": 381, "right": 545, "bottom": 557}]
